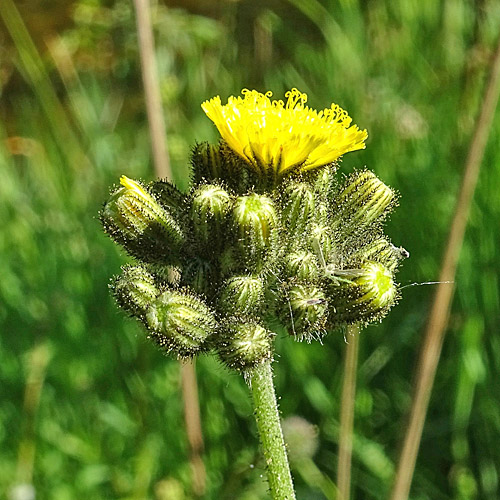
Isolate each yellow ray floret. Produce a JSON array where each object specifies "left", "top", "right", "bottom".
[{"left": 201, "top": 88, "right": 368, "bottom": 177}]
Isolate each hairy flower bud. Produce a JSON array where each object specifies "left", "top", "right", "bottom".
[
  {"left": 285, "top": 283, "right": 328, "bottom": 340},
  {"left": 219, "top": 275, "right": 265, "bottom": 316},
  {"left": 101, "top": 176, "right": 184, "bottom": 263},
  {"left": 284, "top": 251, "right": 319, "bottom": 281},
  {"left": 328, "top": 261, "right": 397, "bottom": 327},
  {"left": 333, "top": 170, "right": 396, "bottom": 236},
  {"left": 191, "top": 142, "right": 254, "bottom": 192},
  {"left": 148, "top": 179, "right": 185, "bottom": 213},
  {"left": 232, "top": 193, "right": 278, "bottom": 265},
  {"left": 113, "top": 265, "right": 160, "bottom": 318},
  {"left": 217, "top": 320, "right": 273, "bottom": 370},
  {"left": 353, "top": 237, "right": 409, "bottom": 271},
  {"left": 309, "top": 223, "right": 334, "bottom": 264},
  {"left": 190, "top": 184, "right": 232, "bottom": 243},
  {"left": 191, "top": 142, "right": 225, "bottom": 183},
  {"left": 146, "top": 289, "right": 217, "bottom": 357},
  {"left": 281, "top": 181, "right": 315, "bottom": 236},
  {"left": 313, "top": 165, "right": 338, "bottom": 201}
]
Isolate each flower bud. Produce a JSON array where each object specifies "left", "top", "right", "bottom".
[
  {"left": 328, "top": 261, "right": 398, "bottom": 327},
  {"left": 333, "top": 170, "right": 396, "bottom": 236},
  {"left": 353, "top": 237, "right": 409, "bottom": 272},
  {"left": 313, "top": 164, "right": 338, "bottom": 201},
  {"left": 190, "top": 184, "right": 232, "bottom": 243},
  {"left": 284, "top": 250, "right": 319, "bottom": 281},
  {"left": 101, "top": 176, "right": 184, "bottom": 264},
  {"left": 113, "top": 265, "right": 160, "bottom": 318},
  {"left": 217, "top": 320, "right": 273, "bottom": 370},
  {"left": 191, "top": 142, "right": 254, "bottom": 192},
  {"left": 232, "top": 193, "right": 278, "bottom": 262},
  {"left": 219, "top": 276, "right": 265, "bottom": 316},
  {"left": 309, "top": 223, "right": 334, "bottom": 263},
  {"left": 191, "top": 142, "right": 224, "bottom": 183},
  {"left": 148, "top": 179, "right": 185, "bottom": 213},
  {"left": 285, "top": 283, "right": 328, "bottom": 340},
  {"left": 146, "top": 289, "right": 217, "bottom": 357},
  {"left": 281, "top": 181, "right": 315, "bottom": 236}
]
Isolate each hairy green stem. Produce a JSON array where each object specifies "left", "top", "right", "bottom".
[
  {"left": 248, "top": 361, "right": 296, "bottom": 500},
  {"left": 337, "top": 324, "right": 360, "bottom": 500}
]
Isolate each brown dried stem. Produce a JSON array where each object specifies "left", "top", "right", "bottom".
[
  {"left": 132, "top": 0, "right": 205, "bottom": 495},
  {"left": 133, "top": 0, "right": 172, "bottom": 180}
]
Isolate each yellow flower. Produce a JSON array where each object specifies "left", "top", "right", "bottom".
[{"left": 202, "top": 88, "right": 367, "bottom": 178}]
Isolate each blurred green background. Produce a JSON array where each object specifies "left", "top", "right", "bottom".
[{"left": 1, "top": 0, "right": 499, "bottom": 498}]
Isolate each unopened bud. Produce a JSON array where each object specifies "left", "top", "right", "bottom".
[
  {"left": 281, "top": 181, "right": 315, "bottom": 236},
  {"left": 284, "top": 251, "right": 319, "bottom": 281},
  {"left": 113, "top": 265, "right": 160, "bottom": 318},
  {"left": 191, "top": 142, "right": 254, "bottom": 192},
  {"left": 232, "top": 193, "right": 277, "bottom": 261},
  {"left": 313, "top": 164, "right": 338, "bottom": 200},
  {"left": 146, "top": 289, "right": 217, "bottom": 357},
  {"left": 329, "top": 261, "right": 398, "bottom": 327},
  {"left": 285, "top": 283, "right": 328, "bottom": 340},
  {"left": 101, "top": 176, "right": 184, "bottom": 263},
  {"left": 219, "top": 275, "right": 265, "bottom": 315},
  {"left": 334, "top": 170, "right": 396, "bottom": 236},
  {"left": 309, "top": 223, "right": 334, "bottom": 263},
  {"left": 191, "top": 142, "right": 224, "bottom": 183},
  {"left": 218, "top": 321, "right": 273, "bottom": 370},
  {"left": 190, "top": 184, "right": 232, "bottom": 243},
  {"left": 148, "top": 179, "right": 185, "bottom": 212},
  {"left": 353, "top": 237, "right": 409, "bottom": 271}
]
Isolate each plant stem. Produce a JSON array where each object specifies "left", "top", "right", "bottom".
[
  {"left": 337, "top": 324, "right": 360, "bottom": 500},
  {"left": 181, "top": 361, "right": 206, "bottom": 497},
  {"left": 248, "top": 361, "right": 296, "bottom": 500},
  {"left": 390, "top": 34, "right": 500, "bottom": 500}
]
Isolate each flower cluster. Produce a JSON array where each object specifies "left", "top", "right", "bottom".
[{"left": 101, "top": 89, "right": 407, "bottom": 371}]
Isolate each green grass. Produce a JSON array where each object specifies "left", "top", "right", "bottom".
[{"left": 1, "top": 0, "right": 500, "bottom": 498}]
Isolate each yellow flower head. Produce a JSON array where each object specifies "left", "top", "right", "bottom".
[{"left": 202, "top": 88, "right": 367, "bottom": 178}]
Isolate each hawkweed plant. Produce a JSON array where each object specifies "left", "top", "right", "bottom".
[{"left": 101, "top": 89, "right": 407, "bottom": 499}]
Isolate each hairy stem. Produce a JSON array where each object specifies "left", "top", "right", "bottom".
[
  {"left": 337, "top": 324, "right": 360, "bottom": 500},
  {"left": 248, "top": 361, "right": 296, "bottom": 500}
]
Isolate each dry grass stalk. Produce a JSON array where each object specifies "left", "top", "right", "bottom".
[{"left": 132, "top": 0, "right": 205, "bottom": 495}]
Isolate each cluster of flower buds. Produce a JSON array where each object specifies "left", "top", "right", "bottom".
[{"left": 101, "top": 89, "right": 408, "bottom": 371}]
